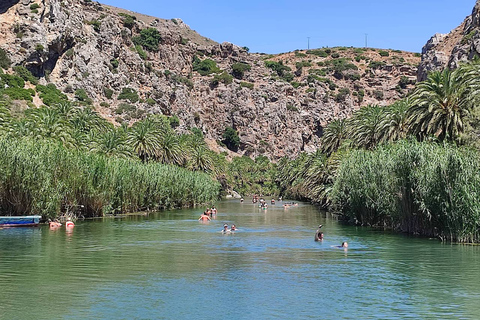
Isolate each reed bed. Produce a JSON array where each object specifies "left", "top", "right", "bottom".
[
  {"left": 330, "top": 140, "right": 480, "bottom": 242},
  {"left": 0, "top": 137, "right": 220, "bottom": 218}
]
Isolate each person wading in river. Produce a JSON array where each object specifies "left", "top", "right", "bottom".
[{"left": 314, "top": 225, "right": 323, "bottom": 241}]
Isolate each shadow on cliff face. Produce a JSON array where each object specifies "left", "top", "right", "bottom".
[
  {"left": 0, "top": 0, "right": 19, "bottom": 14},
  {"left": 26, "top": 36, "right": 76, "bottom": 78}
]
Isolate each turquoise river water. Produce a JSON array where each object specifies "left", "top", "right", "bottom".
[{"left": 1, "top": 200, "right": 480, "bottom": 319}]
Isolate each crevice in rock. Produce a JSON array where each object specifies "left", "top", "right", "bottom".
[{"left": 26, "top": 36, "right": 75, "bottom": 78}]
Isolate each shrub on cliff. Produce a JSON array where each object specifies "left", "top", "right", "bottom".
[
  {"left": 211, "top": 72, "right": 233, "bottom": 86},
  {"left": 193, "top": 56, "right": 221, "bottom": 76},
  {"left": 231, "top": 62, "right": 251, "bottom": 79},
  {"left": 264, "top": 60, "right": 291, "bottom": 77},
  {"left": 118, "top": 88, "right": 139, "bottom": 103},
  {"left": 133, "top": 28, "right": 162, "bottom": 52},
  {"left": 222, "top": 127, "right": 240, "bottom": 152},
  {"left": 0, "top": 48, "right": 11, "bottom": 69},
  {"left": 14, "top": 66, "right": 38, "bottom": 85},
  {"left": 36, "top": 84, "right": 68, "bottom": 106},
  {"left": 119, "top": 13, "right": 136, "bottom": 29}
]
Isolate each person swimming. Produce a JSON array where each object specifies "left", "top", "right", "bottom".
[
  {"left": 341, "top": 241, "right": 348, "bottom": 248},
  {"left": 222, "top": 224, "right": 229, "bottom": 233},
  {"left": 314, "top": 224, "right": 323, "bottom": 241},
  {"left": 231, "top": 224, "right": 236, "bottom": 231}
]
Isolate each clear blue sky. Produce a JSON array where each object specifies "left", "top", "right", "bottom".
[{"left": 100, "top": 0, "right": 476, "bottom": 54}]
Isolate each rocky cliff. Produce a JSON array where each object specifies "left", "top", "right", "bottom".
[
  {"left": 418, "top": 0, "right": 480, "bottom": 81},
  {"left": 0, "top": 0, "right": 420, "bottom": 159}
]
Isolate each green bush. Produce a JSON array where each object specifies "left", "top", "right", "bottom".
[
  {"left": 103, "top": 87, "right": 114, "bottom": 99},
  {"left": 369, "top": 61, "right": 386, "bottom": 69},
  {"left": 117, "top": 87, "right": 139, "bottom": 103},
  {"left": 110, "top": 59, "right": 119, "bottom": 69},
  {"left": 146, "top": 98, "right": 156, "bottom": 106},
  {"left": 0, "top": 73, "right": 25, "bottom": 88},
  {"left": 30, "top": 3, "right": 40, "bottom": 10},
  {"left": 306, "top": 49, "right": 328, "bottom": 57},
  {"left": 14, "top": 66, "right": 38, "bottom": 85},
  {"left": 378, "top": 50, "right": 390, "bottom": 57},
  {"left": 331, "top": 52, "right": 340, "bottom": 58},
  {"left": 295, "top": 61, "right": 312, "bottom": 69},
  {"left": 115, "top": 103, "right": 136, "bottom": 115},
  {"left": 231, "top": 62, "right": 251, "bottom": 79},
  {"left": 222, "top": 126, "right": 240, "bottom": 151},
  {"left": 169, "top": 115, "right": 180, "bottom": 128},
  {"left": 240, "top": 82, "right": 254, "bottom": 89},
  {"left": 85, "top": 19, "right": 101, "bottom": 32},
  {"left": 119, "top": 13, "right": 136, "bottom": 29},
  {"left": 211, "top": 71, "right": 233, "bottom": 86},
  {"left": 75, "top": 89, "right": 92, "bottom": 104},
  {"left": 36, "top": 83, "right": 68, "bottom": 106},
  {"left": 133, "top": 28, "right": 162, "bottom": 52},
  {"left": 398, "top": 76, "right": 410, "bottom": 89},
  {"left": 193, "top": 56, "right": 221, "bottom": 76},
  {"left": 308, "top": 69, "right": 327, "bottom": 76},
  {"left": 1, "top": 87, "right": 35, "bottom": 101},
  {"left": 264, "top": 60, "right": 291, "bottom": 77},
  {"left": 35, "top": 44, "right": 44, "bottom": 52},
  {"left": 344, "top": 72, "right": 361, "bottom": 81},
  {"left": 335, "top": 88, "right": 350, "bottom": 102},
  {"left": 287, "top": 104, "right": 298, "bottom": 112},
  {"left": 135, "top": 45, "right": 147, "bottom": 60}
]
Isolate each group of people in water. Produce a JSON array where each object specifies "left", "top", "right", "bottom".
[
  {"left": 198, "top": 206, "right": 218, "bottom": 221},
  {"left": 222, "top": 223, "right": 237, "bottom": 233},
  {"left": 197, "top": 206, "right": 239, "bottom": 233},
  {"left": 49, "top": 218, "right": 75, "bottom": 229},
  {"left": 199, "top": 200, "right": 348, "bottom": 247},
  {"left": 240, "top": 195, "right": 298, "bottom": 210}
]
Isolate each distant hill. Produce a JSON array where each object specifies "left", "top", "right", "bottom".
[{"left": 0, "top": 0, "right": 420, "bottom": 159}]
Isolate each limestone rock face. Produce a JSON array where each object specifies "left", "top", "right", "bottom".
[
  {"left": 418, "top": 0, "right": 480, "bottom": 81},
  {"left": 0, "top": 0, "right": 420, "bottom": 160}
]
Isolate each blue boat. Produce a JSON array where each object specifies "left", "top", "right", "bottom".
[{"left": 0, "top": 216, "right": 41, "bottom": 227}]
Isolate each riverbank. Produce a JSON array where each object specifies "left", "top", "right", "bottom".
[{"left": 0, "top": 137, "right": 220, "bottom": 219}]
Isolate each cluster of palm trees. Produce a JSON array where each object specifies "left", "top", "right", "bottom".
[
  {"left": 0, "top": 100, "right": 221, "bottom": 174},
  {"left": 320, "top": 62, "right": 480, "bottom": 155},
  {"left": 279, "top": 60, "right": 480, "bottom": 206}
]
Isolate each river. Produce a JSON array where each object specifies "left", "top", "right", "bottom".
[{"left": 1, "top": 200, "right": 479, "bottom": 319}]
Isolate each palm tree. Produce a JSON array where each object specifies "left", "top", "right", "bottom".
[
  {"left": 90, "top": 128, "right": 132, "bottom": 158},
  {"left": 348, "top": 104, "right": 384, "bottom": 149},
  {"left": 379, "top": 99, "right": 411, "bottom": 142},
  {"left": 320, "top": 118, "right": 347, "bottom": 155},
  {"left": 70, "top": 107, "right": 110, "bottom": 134},
  {"left": 126, "top": 118, "right": 161, "bottom": 162},
  {"left": 407, "top": 67, "right": 479, "bottom": 142},
  {"left": 188, "top": 144, "right": 214, "bottom": 173},
  {"left": 25, "top": 106, "right": 74, "bottom": 147},
  {"left": 155, "top": 132, "right": 184, "bottom": 165}
]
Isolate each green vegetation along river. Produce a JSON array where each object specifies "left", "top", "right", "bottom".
[{"left": 1, "top": 200, "right": 479, "bottom": 319}]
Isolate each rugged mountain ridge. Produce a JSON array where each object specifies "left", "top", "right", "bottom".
[
  {"left": 418, "top": 0, "right": 480, "bottom": 81},
  {"left": 0, "top": 0, "right": 420, "bottom": 159}
]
